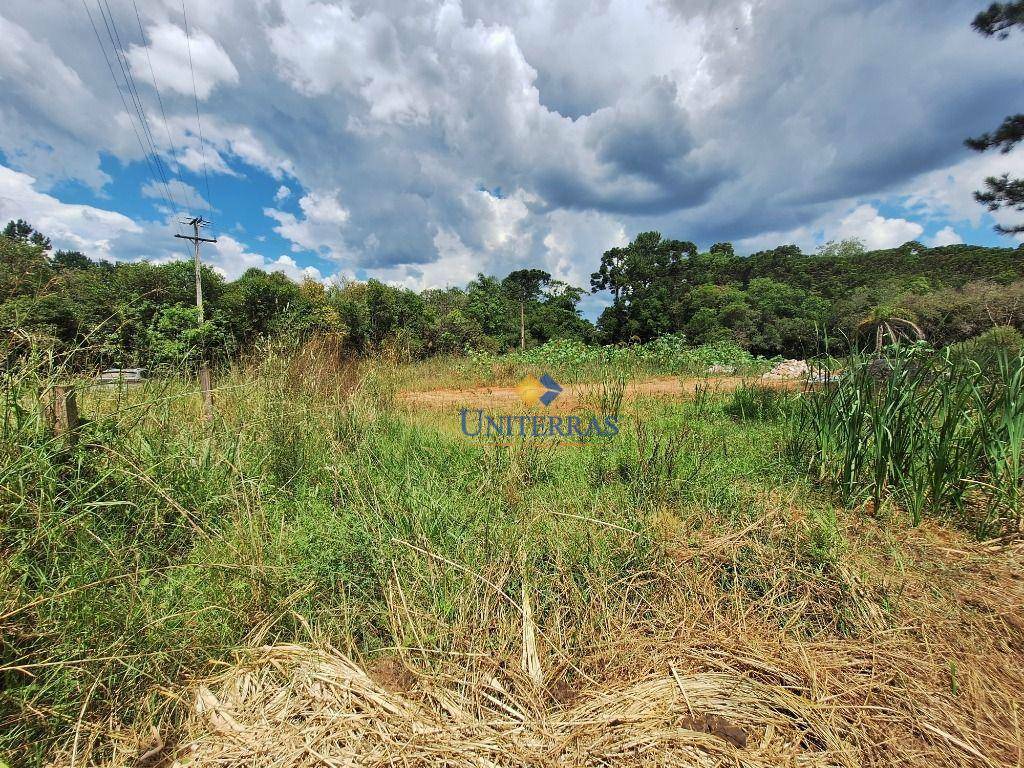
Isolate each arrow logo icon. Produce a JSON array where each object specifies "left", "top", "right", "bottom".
[{"left": 516, "top": 373, "right": 563, "bottom": 407}]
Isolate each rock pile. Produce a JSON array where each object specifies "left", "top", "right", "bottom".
[{"left": 761, "top": 359, "right": 808, "bottom": 380}]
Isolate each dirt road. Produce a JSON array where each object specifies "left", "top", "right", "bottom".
[{"left": 397, "top": 375, "right": 804, "bottom": 411}]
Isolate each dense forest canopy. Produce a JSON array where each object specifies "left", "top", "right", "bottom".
[{"left": 2, "top": 218, "right": 1022, "bottom": 369}]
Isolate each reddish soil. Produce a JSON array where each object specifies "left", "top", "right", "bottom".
[{"left": 397, "top": 375, "right": 804, "bottom": 412}]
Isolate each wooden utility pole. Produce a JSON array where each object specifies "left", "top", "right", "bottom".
[
  {"left": 175, "top": 217, "right": 217, "bottom": 421},
  {"left": 520, "top": 300, "right": 525, "bottom": 351}
]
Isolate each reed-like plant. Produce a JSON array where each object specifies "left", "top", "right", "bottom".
[{"left": 791, "top": 344, "right": 1024, "bottom": 533}]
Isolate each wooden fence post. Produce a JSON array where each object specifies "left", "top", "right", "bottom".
[
  {"left": 199, "top": 365, "right": 214, "bottom": 421},
  {"left": 41, "top": 385, "right": 80, "bottom": 443}
]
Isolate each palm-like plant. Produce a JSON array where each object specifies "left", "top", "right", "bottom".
[{"left": 856, "top": 308, "right": 925, "bottom": 352}]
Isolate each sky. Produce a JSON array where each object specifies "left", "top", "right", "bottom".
[{"left": 1, "top": 0, "right": 1023, "bottom": 318}]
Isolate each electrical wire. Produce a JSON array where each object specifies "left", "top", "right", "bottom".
[
  {"left": 181, "top": 0, "right": 215, "bottom": 227},
  {"left": 96, "top": 0, "right": 181, "bottom": 219},
  {"left": 82, "top": 0, "right": 193, "bottom": 259},
  {"left": 130, "top": 0, "right": 202, "bottom": 217}
]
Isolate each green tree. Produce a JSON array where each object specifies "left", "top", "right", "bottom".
[
  {"left": 148, "top": 305, "right": 229, "bottom": 369},
  {"left": 2, "top": 219, "right": 51, "bottom": 250},
  {"left": 530, "top": 281, "right": 593, "bottom": 344},
  {"left": 219, "top": 268, "right": 305, "bottom": 347},
  {"left": 52, "top": 250, "right": 93, "bottom": 270},
  {"left": 501, "top": 268, "right": 551, "bottom": 350},
  {"left": 816, "top": 238, "right": 866, "bottom": 259},
  {"left": 966, "top": 2, "right": 1024, "bottom": 234},
  {"left": 0, "top": 233, "right": 52, "bottom": 301},
  {"left": 591, "top": 231, "right": 696, "bottom": 342}
]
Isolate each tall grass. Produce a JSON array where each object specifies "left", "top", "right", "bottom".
[
  {"left": 1, "top": 342, "right": 678, "bottom": 764},
  {"left": 724, "top": 382, "right": 798, "bottom": 422},
  {"left": 791, "top": 345, "right": 1024, "bottom": 533},
  {"left": 9, "top": 335, "right": 1016, "bottom": 765},
  {"left": 396, "top": 337, "right": 771, "bottom": 389}
]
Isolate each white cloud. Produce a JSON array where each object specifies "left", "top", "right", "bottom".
[
  {"left": 0, "top": 165, "right": 141, "bottom": 257},
  {"left": 208, "top": 234, "right": 324, "bottom": 281},
  {"left": 204, "top": 234, "right": 266, "bottom": 277},
  {"left": 264, "top": 191, "right": 351, "bottom": 261},
  {"left": 901, "top": 149, "right": 1024, "bottom": 235},
  {"left": 127, "top": 23, "right": 238, "bottom": 100},
  {"left": 831, "top": 204, "right": 923, "bottom": 250},
  {"left": 366, "top": 229, "right": 481, "bottom": 290},
  {"left": 0, "top": 13, "right": 136, "bottom": 188},
  {"left": 0, "top": 163, "right": 320, "bottom": 283},
  {"left": 274, "top": 185, "right": 291, "bottom": 202},
  {"left": 267, "top": 1, "right": 434, "bottom": 125},
  {"left": 541, "top": 209, "right": 628, "bottom": 288},
  {"left": 266, "top": 254, "right": 324, "bottom": 282},
  {"left": 928, "top": 226, "right": 964, "bottom": 247},
  {"left": 3, "top": 0, "right": 1024, "bottom": 283},
  {"left": 162, "top": 115, "right": 295, "bottom": 180},
  {"left": 735, "top": 202, "right": 925, "bottom": 254},
  {"left": 141, "top": 178, "right": 211, "bottom": 215},
  {"left": 363, "top": 198, "right": 629, "bottom": 293}
]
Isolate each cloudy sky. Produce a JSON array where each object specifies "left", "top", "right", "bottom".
[{"left": 2, "top": 0, "right": 1023, "bottom": 313}]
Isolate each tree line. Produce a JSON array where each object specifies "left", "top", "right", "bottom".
[
  {"left": 591, "top": 232, "right": 1024, "bottom": 354},
  {"left": 3, "top": 218, "right": 1023, "bottom": 371}
]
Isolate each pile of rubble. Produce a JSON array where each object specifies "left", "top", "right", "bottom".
[{"left": 761, "top": 359, "right": 809, "bottom": 380}]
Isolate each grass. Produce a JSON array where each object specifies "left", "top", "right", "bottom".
[
  {"left": 392, "top": 337, "right": 772, "bottom": 390},
  {"left": 791, "top": 344, "right": 1024, "bottom": 534},
  {"left": 2, "top": 339, "right": 1024, "bottom": 766}
]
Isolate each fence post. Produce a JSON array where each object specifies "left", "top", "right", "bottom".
[
  {"left": 199, "top": 365, "right": 214, "bottom": 421},
  {"left": 41, "top": 385, "right": 80, "bottom": 443}
]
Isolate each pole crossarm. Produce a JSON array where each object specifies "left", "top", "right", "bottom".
[{"left": 174, "top": 234, "right": 218, "bottom": 243}]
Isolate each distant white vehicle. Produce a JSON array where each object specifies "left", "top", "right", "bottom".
[{"left": 95, "top": 368, "right": 147, "bottom": 384}]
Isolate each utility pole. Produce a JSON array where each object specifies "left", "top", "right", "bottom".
[
  {"left": 520, "top": 300, "right": 525, "bottom": 351},
  {"left": 175, "top": 217, "right": 217, "bottom": 421}
]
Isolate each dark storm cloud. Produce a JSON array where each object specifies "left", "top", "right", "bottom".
[{"left": 0, "top": 0, "right": 1021, "bottom": 286}]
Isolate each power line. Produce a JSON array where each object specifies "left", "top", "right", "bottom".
[
  {"left": 81, "top": 0, "right": 193, "bottom": 261},
  {"left": 95, "top": 0, "right": 181, "bottom": 219},
  {"left": 181, "top": 0, "right": 215, "bottom": 225},
  {"left": 130, "top": 0, "right": 202, "bottom": 217},
  {"left": 81, "top": 0, "right": 163, "bottom": 208}
]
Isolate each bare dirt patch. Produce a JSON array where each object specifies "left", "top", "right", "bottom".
[{"left": 397, "top": 375, "right": 803, "bottom": 411}]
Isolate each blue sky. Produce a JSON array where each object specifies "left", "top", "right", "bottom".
[{"left": 0, "top": 0, "right": 1022, "bottom": 309}]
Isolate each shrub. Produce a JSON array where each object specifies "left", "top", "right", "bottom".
[
  {"left": 725, "top": 383, "right": 798, "bottom": 421},
  {"left": 948, "top": 326, "right": 1024, "bottom": 370},
  {"left": 465, "top": 336, "right": 768, "bottom": 381}
]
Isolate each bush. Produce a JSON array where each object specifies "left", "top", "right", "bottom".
[
  {"left": 725, "top": 383, "right": 798, "bottom": 421},
  {"left": 466, "top": 336, "right": 768, "bottom": 380},
  {"left": 948, "top": 326, "right": 1024, "bottom": 370}
]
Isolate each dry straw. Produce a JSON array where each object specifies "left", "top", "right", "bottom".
[{"left": 84, "top": 521, "right": 1024, "bottom": 768}]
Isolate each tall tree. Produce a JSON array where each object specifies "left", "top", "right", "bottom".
[
  {"left": 52, "top": 250, "right": 93, "bottom": 270},
  {"left": 591, "top": 232, "right": 696, "bottom": 342},
  {"left": 3, "top": 219, "right": 51, "bottom": 250},
  {"left": 502, "top": 269, "right": 551, "bottom": 350},
  {"left": 966, "top": 2, "right": 1024, "bottom": 234}
]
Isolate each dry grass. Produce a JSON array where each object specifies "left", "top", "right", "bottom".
[{"left": 65, "top": 515, "right": 1024, "bottom": 768}]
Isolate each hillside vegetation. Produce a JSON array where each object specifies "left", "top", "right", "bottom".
[{"left": 3, "top": 220, "right": 1023, "bottom": 368}]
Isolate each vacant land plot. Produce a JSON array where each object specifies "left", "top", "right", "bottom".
[{"left": 2, "top": 350, "right": 1023, "bottom": 767}]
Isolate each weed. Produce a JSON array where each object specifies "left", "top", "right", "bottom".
[
  {"left": 724, "top": 382, "right": 797, "bottom": 421},
  {"left": 791, "top": 345, "right": 1024, "bottom": 532}
]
